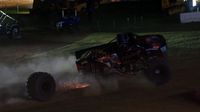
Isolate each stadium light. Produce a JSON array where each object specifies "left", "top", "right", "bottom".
[{"left": 193, "top": 0, "right": 197, "bottom": 7}]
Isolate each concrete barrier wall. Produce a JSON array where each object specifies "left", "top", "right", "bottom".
[{"left": 180, "top": 12, "right": 200, "bottom": 23}]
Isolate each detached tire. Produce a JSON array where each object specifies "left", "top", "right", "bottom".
[
  {"left": 27, "top": 72, "right": 56, "bottom": 101},
  {"left": 144, "top": 59, "right": 170, "bottom": 85}
]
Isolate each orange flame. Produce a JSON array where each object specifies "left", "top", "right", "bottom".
[{"left": 59, "top": 82, "right": 90, "bottom": 91}]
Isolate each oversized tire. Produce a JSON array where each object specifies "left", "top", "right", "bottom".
[
  {"left": 144, "top": 59, "right": 170, "bottom": 85},
  {"left": 26, "top": 72, "right": 56, "bottom": 101}
]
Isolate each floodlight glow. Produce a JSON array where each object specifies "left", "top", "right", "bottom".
[
  {"left": 193, "top": 0, "right": 197, "bottom": 7},
  {"left": 0, "top": 0, "right": 33, "bottom": 8}
]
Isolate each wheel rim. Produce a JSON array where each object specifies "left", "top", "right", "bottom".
[
  {"left": 154, "top": 69, "right": 161, "bottom": 74},
  {"left": 41, "top": 81, "right": 54, "bottom": 94},
  {"left": 12, "top": 28, "right": 19, "bottom": 36},
  {"left": 152, "top": 65, "right": 169, "bottom": 85}
]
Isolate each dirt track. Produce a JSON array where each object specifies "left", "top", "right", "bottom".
[
  {"left": 0, "top": 30, "right": 87, "bottom": 63},
  {"left": 0, "top": 52, "right": 200, "bottom": 112},
  {"left": 0, "top": 32, "right": 200, "bottom": 112}
]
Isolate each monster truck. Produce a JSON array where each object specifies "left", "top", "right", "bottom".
[
  {"left": 56, "top": 9, "right": 80, "bottom": 30},
  {"left": 26, "top": 32, "right": 170, "bottom": 101},
  {"left": 0, "top": 10, "right": 21, "bottom": 38},
  {"left": 56, "top": 15, "right": 80, "bottom": 30}
]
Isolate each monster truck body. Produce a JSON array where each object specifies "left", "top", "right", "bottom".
[
  {"left": 26, "top": 32, "right": 170, "bottom": 101},
  {"left": 75, "top": 33, "right": 169, "bottom": 84}
]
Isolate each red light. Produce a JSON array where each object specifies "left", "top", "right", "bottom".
[{"left": 152, "top": 43, "right": 160, "bottom": 49}]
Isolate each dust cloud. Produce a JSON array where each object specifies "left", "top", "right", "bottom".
[
  {"left": 0, "top": 56, "right": 77, "bottom": 105},
  {"left": 0, "top": 55, "right": 120, "bottom": 105},
  {"left": 0, "top": 55, "right": 153, "bottom": 106}
]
